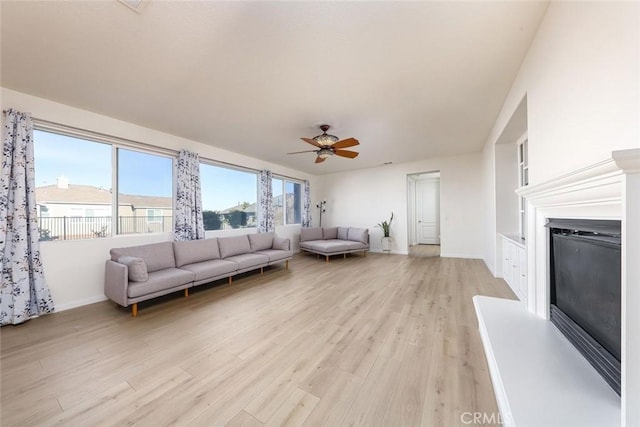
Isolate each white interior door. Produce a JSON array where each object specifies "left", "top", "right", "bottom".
[{"left": 416, "top": 178, "right": 440, "bottom": 244}]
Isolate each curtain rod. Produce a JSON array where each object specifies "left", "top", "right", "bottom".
[{"left": 3, "top": 112, "right": 306, "bottom": 182}]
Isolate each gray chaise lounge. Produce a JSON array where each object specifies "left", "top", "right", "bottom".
[{"left": 299, "top": 226, "right": 369, "bottom": 262}]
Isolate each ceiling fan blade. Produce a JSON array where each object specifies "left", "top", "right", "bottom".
[
  {"left": 287, "top": 150, "right": 318, "bottom": 155},
  {"left": 334, "top": 149, "right": 359, "bottom": 159},
  {"left": 331, "top": 137, "right": 359, "bottom": 149},
  {"left": 301, "top": 137, "right": 323, "bottom": 148},
  {"left": 315, "top": 156, "right": 326, "bottom": 164}
]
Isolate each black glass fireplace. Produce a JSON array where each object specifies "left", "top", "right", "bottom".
[{"left": 547, "top": 218, "right": 621, "bottom": 395}]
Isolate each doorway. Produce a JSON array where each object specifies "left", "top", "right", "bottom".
[{"left": 407, "top": 171, "right": 441, "bottom": 257}]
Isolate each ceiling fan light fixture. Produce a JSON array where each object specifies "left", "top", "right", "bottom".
[
  {"left": 313, "top": 133, "right": 339, "bottom": 146},
  {"left": 318, "top": 149, "right": 333, "bottom": 159}
]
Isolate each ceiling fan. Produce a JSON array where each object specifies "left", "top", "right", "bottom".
[{"left": 288, "top": 125, "right": 359, "bottom": 163}]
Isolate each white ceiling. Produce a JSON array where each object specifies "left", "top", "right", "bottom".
[{"left": 1, "top": 1, "right": 548, "bottom": 175}]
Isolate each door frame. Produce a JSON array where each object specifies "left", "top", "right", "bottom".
[{"left": 407, "top": 171, "right": 441, "bottom": 250}]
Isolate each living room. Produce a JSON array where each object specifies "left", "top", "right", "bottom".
[{"left": 1, "top": 1, "right": 638, "bottom": 426}]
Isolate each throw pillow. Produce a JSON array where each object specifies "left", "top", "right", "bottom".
[
  {"left": 348, "top": 228, "right": 369, "bottom": 244},
  {"left": 118, "top": 256, "right": 149, "bottom": 282},
  {"left": 248, "top": 233, "right": 274, "bottom": 252}
]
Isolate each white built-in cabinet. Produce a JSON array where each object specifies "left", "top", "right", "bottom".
[{"left": 501, "top": 234, "right": 527, "bottom": 303}]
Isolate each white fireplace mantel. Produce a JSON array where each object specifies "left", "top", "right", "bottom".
[{"left": 478, "top": 149, "right": 639, "bottom": 427}]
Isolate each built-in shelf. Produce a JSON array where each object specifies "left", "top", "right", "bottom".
[
  {"left": 474, "top": 296, "right": 620, "bottom": 427},
  {"left": 499, "top": 232, "right": 525, "bottom": 248}
]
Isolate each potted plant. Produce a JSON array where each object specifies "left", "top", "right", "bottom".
[{"left": 377, "top": 212, "right": 394, "bottom": 252}]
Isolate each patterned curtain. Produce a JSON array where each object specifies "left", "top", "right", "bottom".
[
  {"left": 174, "top": 149, "right": 205, "bottom": 241},
  {"left": 1, "top": 109, "right": 55, "bottom": 326},
  {"left": 302, "top": 180, "right": 312, "bottom": 227},
  {"left": 258, "top": 170, "right": 274, "bottom": 233}
]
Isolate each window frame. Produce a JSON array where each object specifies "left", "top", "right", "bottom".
[
  {"left": 33, "top": 122, "right": 175, "bottom": 240},
  {"left": 199, "top": 160, "right": 260, "bottom": 231},
  {"left": 272, "top": 175, "right": 304, "bottom": 226}
]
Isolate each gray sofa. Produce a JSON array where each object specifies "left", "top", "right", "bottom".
[
  {"left": 105, "top": 233, "right": 291, "bottom": 316},
  {"left": 299, "top": 227, "right": 369, "bottom": 262}
]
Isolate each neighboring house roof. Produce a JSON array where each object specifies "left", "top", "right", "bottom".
[{"left": 36, "top": 184, "right": 172, "bottom": 209}]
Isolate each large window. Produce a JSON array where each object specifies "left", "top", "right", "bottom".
[
  {"left": 33, "top": 129, "right": 173, "bottom": 241},
  {"left": 272, "top": 178, "right": 302, "bottom": 226},
  {"left": 200, "top": 163, "right": 258, "bottom": 230},
  {"left": 117, "top": 148, "right": 173, "bottom": 235}
]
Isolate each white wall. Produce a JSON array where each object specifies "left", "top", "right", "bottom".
[
  {"left": 482, "top": 142, "right": 497, "bottom": 276},
  {"left": 1, "top": 88, "right": 318, "bottom": 311},
  {"left": 320, "top": 151, "right": 484, "bottom": 258},
  {"left": 482, "top": 1, "right": 640, "bottom": 273}
]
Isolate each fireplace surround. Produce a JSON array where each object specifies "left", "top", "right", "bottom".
[{"left": 476, "top": 149, "right": 639, "bottom": 427}]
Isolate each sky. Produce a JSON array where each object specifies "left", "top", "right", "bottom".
[{"left": 34, "top": 130, "right": 258, "bottom": 211}]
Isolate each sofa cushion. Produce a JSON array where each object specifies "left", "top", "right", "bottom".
[
  {"left": 173, "top": 238, "right": 220, "bottom": 267},
  {"left": 348, "top": 228, "right": 368, "bottom": 244},
  {"left": 111, "top": 242, "right": 176, "bottom": 273},
  {"left": 323, "top": 227, "right": 338, "bottom": 240},
  {"left": 301, "top": 240, "right": 349, "bottom": 254},
  {"left": 337, "top": 227, "right": 349, "bottom": 240},
  {"left": 273, "top": 236, "right": 290, "bottom": 251},
  {"left": 224, "top": 253, "right": 270, "bottom": 270},
  {"left": 127, "top": 268, "right": 194, "bottom": 298},
  {"left": 218, "top": 235, "right": 251, "bottom": 259},
  {"left": 248, "top": 232, "right": 274, "bottom": 252},
  {"left": 180, "top": 259, "right": 237, "bottom": 282},
  {"left": 118, "top": 256, "right": 148, "bottom": 282},
  {"left": 256, "top": 249, "right": 292, "bottom": 263},
  {"left": 344, "top": 241, "right": 368, "bottom": 250},
  {"left": 300, "top": 227, "right": 322, "bottom": 242}
]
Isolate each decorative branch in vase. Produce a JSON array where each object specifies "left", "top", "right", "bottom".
[{"left": 377, "top": 212, "right": 394, "bottom": 252}]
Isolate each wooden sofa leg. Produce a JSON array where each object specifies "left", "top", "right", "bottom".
[
  {"left": 344, "top": 253, "right": 347, "bottom": 259},
  {"left": 184, "top": 288, "right": 189, "bottom": 298},
  {"left": 286, "top": 260, "right": 289, "bottom": 270},
  {"left": 229, "top": 276, "right": 233, "bottom": 284},
  {"left": 261, "top": 267, "right": 264, "bottom": 275},
  {"left": 131, "top": 303, "right": 138, "bottom": 317},
  {"left": 364, "top": 251, "right": 367, "bottom": 257},
  {"left": 325, "top": 255, "right": 329, "bottom": 263}
]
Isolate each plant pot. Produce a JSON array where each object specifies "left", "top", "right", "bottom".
[{"left": 381, "top": 236, "right": 392, "bottom": 252}]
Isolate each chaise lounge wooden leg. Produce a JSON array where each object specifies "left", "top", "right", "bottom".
[
  {"left": 229, "top": 276, "right": 233, "bottom": 284},
  {"left": 261, "top": 267, "right": 264, "bottom": 274},
  {"left": 285, "top": 260, "right": 289, "bottom": 270},
  {"left": 131, "top": 303, "right": 138, "bottom": 317},
  {"left": 325, "top": 255, "right": 329, "bottom": 263},
  {"left": 184, "top": 288, "right": 189, "bottom": 298}
]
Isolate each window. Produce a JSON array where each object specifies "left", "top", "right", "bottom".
[
  {"left": 272, "top": 178, "right": 302, "bottom": 226},
  {"left": 518, "top": 134, "right": 529, "bottom": 238},
  {"left": 118, "top": 148, "right": 173, "bottom": 234},
  {"left": 200, "top": 163, "right": 258, "bottom": 230},
  {"left": 34, "top": 130, "right": 112, "bottom": 241},
  {"left": 33, "top": 129, "right": 173, "bottom": 240}
]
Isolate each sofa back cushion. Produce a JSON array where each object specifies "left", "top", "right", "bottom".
[
  {"left": 173, "top": 238, "right": 220, "bottom": 267},
  {"left": 110, "top": 242, "right": 176, "bottom": 273},
  {"left": 300, "top": 227, "right": 323, "bottom": 242},
  {"left": 218, "top": 235, "right": 251, "bottom": 258},
  {"left": 248, "top": 232, "right": 274, "bottom": 252},
  {"left": 337, "top": 227, "right": 349, "bottom": 240},
  {"left": 323, "top": 227, "right": 338, "bottom": 240},
  {"left": 348, "top": 227, "right": 369, "bottom": 244}
]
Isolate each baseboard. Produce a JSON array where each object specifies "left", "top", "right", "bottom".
[
  {"left": 368, "top": 249, "right": 409, "bottom": 255},
  {"left": 439, "top": 252, "right": 481, "bottom": 259},
  {"left": 55, "top": 295, "right": 108, "bottom": 312}
]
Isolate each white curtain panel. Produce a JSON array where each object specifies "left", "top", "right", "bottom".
[
  {"left": 174, "top": 149, "right": 205, "bottom": 241},
  {"left": 258, "top": 170, "right": 274, "bottom": 233},
  {"left": 302, "top": 180, "right": 312, "bottom": 227},
  {"left": 1, "top": 109, "right": 55, "bottom": 325}
]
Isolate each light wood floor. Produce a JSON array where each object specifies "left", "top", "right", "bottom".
[
  {"left": 409, "top": 244, "right": 441, "bottom": 258},
  {"left": 1, "top": 252, "right": 514, "bottom": 426}
]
